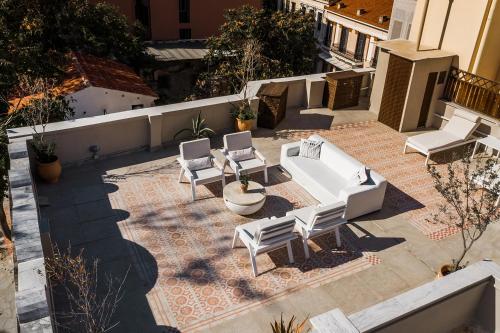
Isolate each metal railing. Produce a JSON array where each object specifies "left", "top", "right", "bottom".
[
  {"left": 331, "top": 44, "right": 364, "bottom": 63},
  {"left": 443, "top": 67, "right": 500, "bottom": 119}
]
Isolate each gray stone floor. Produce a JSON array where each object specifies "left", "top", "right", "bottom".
[{"left": 30, "top": 105, "right": 500, "bottom": 332}]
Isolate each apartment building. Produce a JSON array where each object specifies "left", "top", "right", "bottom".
[
  {"left": 320, "top": 0, "right": 394, "bottom": 71},
  {"left": 370, "top": 0, "right": 499, "bottom": 134},
  {"left": 278, "top": 0, "right": 394, "bottom": 71},
  {"left": 388, "top": 0, "right": 417, "bottom": 40},
  {"left": 92, "top": 0, "right": 262, "bottom": 40}
]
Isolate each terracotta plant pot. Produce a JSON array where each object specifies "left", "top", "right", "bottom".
[
  {"left": 235, "top": 118, "right": 254, "bottom": 132},
  {"left": 436, "top": 264, "right": 454, "bottom": 279},
  {"left": 37, "top": 158, "right": 62, "bottom": 184},
  {"left": 240, "top": 183, "right": 248, "bottom": 193}
]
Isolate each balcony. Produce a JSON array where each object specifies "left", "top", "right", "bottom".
[
  {"left": 6, "top": 73, "right": 500, "bottom": 332},
  {"left": 443, "top": 67, "right": 500, "bottom": 119},
  {"left": 331, "top": 44, "right": 364, "bottom": 65}
]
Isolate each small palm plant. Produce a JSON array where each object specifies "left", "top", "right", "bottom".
[
  {"left": 174, "top": 112, "right": 215, "bottom": 140},
  {"left": 271, "top": 314, "right": 310, "bottom": 333}
]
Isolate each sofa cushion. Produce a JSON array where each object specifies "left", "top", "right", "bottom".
[
  {"left": 229, "top": 147, "right": 254, "bottom": 161},
  {"left": 350, "top": 166, "right": 369, "bottom": 186},
  {"left": 299, "top": 139, "right": 322, "bottom": 160},
  {"left": 185, "top": 156, "right": 213, "bottom": 171},
  {"left": 286, "top": 155, "right": 346, "bottom": 199},
  {"left": 311, "top": 136, "right": 363, "bottom": 180}
]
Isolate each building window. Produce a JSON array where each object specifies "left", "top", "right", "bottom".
[
  {"left": 405, "top": 24, "right": 412, "bottom": 39},
  {"left": 179, "top": 0, "right": 190, "bottom": 23},
  {"left": 323, "top": 21, "right": 333, "bottom": 47},
  {"left": 291, "top": 2, "right": 296, "bottom": 11},
  {"left": 317, "top": 12, "right": 322, "bottom": 31},
  {"left": 285, "top": 0, "right": 290, "bottom": 12},
  {"left": 354, "top": 33, "right": 367, "bottom": 61},
  {"left": 135, "top": 0, "right": 151, "bottom": 39},
  {"left": 131, "top": 104, "right": 144, "bottom": 110},
  {"left": 390, "top": 20, "right": 403, "bottom": 39},
  {"left": 438, "top": 71, "right": 447, "bottom": 84},
  {"left": 338, "top": 27, "right": 349, "bottom": 52},
  {"left": 179, "top": 28, "right": 191, "bottom": 39}
]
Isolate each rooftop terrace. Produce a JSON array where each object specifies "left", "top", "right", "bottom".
[{"left": 6, "top": 73, "right": 500, "bottom": 332}]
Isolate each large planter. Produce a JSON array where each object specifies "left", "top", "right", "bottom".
[
  {"left": 436, "top": 264, "right": 454, "bottom": 279},
  {"left": 235, "top": 118, "right": 254, "bottom": 132},
  {"left": 37, "top": 158, "right": 62, "bottom": 184}
]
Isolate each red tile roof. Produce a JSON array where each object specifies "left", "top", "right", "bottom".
[
  {"left": 67, "top": 52, "right": 158, "bottom": 97},
  {"left": 326, "top": 0, "right": 394, "bottom": 30},
  {"left": 8, "top": 52, "right": 157, "bottom": 113}
]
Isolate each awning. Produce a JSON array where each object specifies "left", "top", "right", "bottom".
[
  {"left": 318, "top": 52, "right": 352, "bottom": 71},
  {"left": 146, "top": 40, "right": 208, "bottom": 62}
]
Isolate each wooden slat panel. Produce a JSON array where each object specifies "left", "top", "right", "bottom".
[{"left": 378, "top": 55, "right": 413, "bottom": 130}]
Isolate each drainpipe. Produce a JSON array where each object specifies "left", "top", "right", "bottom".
[
  {"left": 438, "top": 0, "right": 455, "bottom": 50},
  {"left": 416, "top": 0, "right": 430, "bottom": 51},
  {"left": 470, "top": 0, "right": 497, "bottom": 74}
]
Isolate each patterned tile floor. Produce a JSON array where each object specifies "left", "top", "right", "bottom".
[
  {"left": 277, "top": 120, "right": 460, "bottom": 240},
  {"left": 39, "top": 114, "right": 490, "bottom": 333},
  {"left": 109, "top": 167, "right": 380, "bottom": 331}
]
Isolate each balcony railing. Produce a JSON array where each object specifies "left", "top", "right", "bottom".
[
  {"left": 443, "top": 67, "right": 500, "bottom": 119},
  {"left": 331, "top": 44, "right": 363, "bottom": 63}
]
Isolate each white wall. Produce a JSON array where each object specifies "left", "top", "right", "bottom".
[
  {"left": 388, "top": 0, "right": 417, "bottom": 40},
  {"left": 67, "top": 86, "right": 157, "bottom": 119}
]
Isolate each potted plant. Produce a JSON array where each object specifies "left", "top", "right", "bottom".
[
  {"left": 231, "top": 39, "right": 261, "bottom": 132},
  {"left": 427, "top": 151, "right": 499, "bottom": 278},
  {"left": 173, "top": 112, "right": 215, "bottom": 140},
  {"left": 32, "top": 136, "right": 61, "bottom": 183},
  {"left": 271, "top": 314, "right": 309, "bottom": 333},
  {"left": 16, "top": 76, "right": 73, "bottom": 183},
  {"left": 231, "top": 101, "right": 256, "bottom": 132},
  {"left": 239, "top": 175, "right": 249, "bottom": 193}
]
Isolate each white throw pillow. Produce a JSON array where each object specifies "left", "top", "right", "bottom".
[
  {"left": 299, "top": 139, "right": 322, "bottom": 160},
  {"left": 229, "top": 147, "right": 254, "bottom": 161},
  {"left": 351, "top": 166, "right": 369, "bottom": 186},
  {"left": 185, "top": 156, "right": 213, "bottom": 171}
]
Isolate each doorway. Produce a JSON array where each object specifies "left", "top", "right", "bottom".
[{"left": 418, "top": 72, "right": 438, "bottom": 128}]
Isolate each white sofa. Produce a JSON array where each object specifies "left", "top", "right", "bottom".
[{"left": 280, "top": 135, "right": 387, "bottom": 220}]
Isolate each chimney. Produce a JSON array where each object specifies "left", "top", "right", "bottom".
[
  {"left": 378, "top": 15, "right": 389, "bottom": 24},
  {"left": 337, "top": 2, "right": 345, "bottom": 9},
  {"left": 356, "top": 8, "right": 366, "bottom": 16}
]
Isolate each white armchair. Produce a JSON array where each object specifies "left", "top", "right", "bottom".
[
  {"left": 232, "top": 215, "right": 297, "bottom": 277},
  {"left": 178, "top": 138, "right": 225, "bottom": 201},
  {"left": 221, "top": 131, "right": 268, "bottom": 183},
  {"left": 286, "top": 201, "right": 347, "bottom": 259}
]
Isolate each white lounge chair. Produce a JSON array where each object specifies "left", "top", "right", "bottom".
[
  {"left": 472, "top": 163, "right": 500, "bottom": 207},
  {"left": 404, "top": 110, "right": 481, "bottom": 165},
  {"left": 232, "top": 215, "right": 297, "bottom": 277},
  {"left": 177, "top": 138, "right": 225, "bottom": 201},
  {"left": 221, "top": 131, "right": 268, "bottom": 183},
  {"left": 286, "top": 202, "right": 347, "bottom": 259}
]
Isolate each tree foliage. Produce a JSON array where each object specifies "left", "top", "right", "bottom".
[
  {"left": 0, "top": 0, "right": 146, "bottom": 199},
  {"left": 0, "top": 0, "right": 146, "bottom": 94},
  {"left": 194, "top": 5, "right": 317, "bottom": 98},
  {"left": 428, "top": 151, "right": 499, "bottom": 271}
]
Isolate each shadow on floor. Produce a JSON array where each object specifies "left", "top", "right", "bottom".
[{"left": 355, "top": 182, "right": 425, "bottom": 222}]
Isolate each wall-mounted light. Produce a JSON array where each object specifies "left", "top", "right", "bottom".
[{"left": 89, "top": 145, "right": 101, "bottom": 160}]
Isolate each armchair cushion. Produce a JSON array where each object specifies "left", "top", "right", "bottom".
[
  {"left": 299, "top": 139, "right": 322, "bottom": 160},
  {"left": 254, "top": 215, "right": 296, "bottom": 244},
  {"left": 350, "top": 166, "right": 369, "bottom": 186},
  {"left": 185, "top": 156, "right": 213, "bottom": 171},
  {"left": 229, "top": 147, "right": 255, "bottom": 161}
]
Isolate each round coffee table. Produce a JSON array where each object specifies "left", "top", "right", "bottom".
[{"left": 223, "top": 181, "right": 266, "bottom": 215}]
